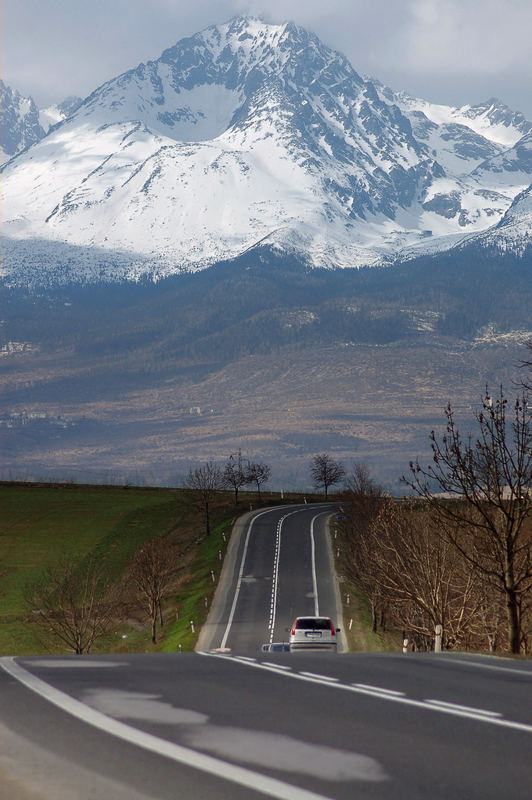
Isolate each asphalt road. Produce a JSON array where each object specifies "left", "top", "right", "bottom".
[
  {"left": 197, "top": 504, "right": 343, "bottom": 654},
  {"left": 1, "top": 651, "right": 532, "bottom": 799},
  {"left": 1, "top": 505, "right": 532, "bottom": 799}
]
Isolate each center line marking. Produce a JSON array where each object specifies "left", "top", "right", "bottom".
[
  {"left": 353, "top": 684, "right": 405, "bottom": 697},
  {"left": 200, "top": 653, "right": 532, "bottom": 734},
  {"left": 300, "top": 672, "right": 339, "bottom": 682}
]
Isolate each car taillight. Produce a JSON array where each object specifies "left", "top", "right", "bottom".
[
  {"left": 330, "top": 621, "right": 336, "bottom": 636},
  {"left": 291, "top": 626, "right": 296, "bottom": 636}
]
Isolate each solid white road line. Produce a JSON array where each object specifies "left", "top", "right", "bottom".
[
  {"left": 310, "top": 514, "right": 320, "bottom": 616},
  {"left": 0, "top": 657, "right": 338, "bottom": 800}
]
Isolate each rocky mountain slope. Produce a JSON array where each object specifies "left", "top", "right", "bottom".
[
  {"left": 2, "top": 17, "right": 531, "bottom": 287},
  {"left": 1, "top": 80, "right": 81, "bottom": 163},
  {"left": 1, "top": 80, "right": 45, "bottom": 163}
]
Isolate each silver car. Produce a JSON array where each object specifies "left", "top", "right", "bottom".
[{"left": 289, "top": 616, "right": 340, "bottom": 651}]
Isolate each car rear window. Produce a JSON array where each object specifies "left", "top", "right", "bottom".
[{"left": 295, "top": 618, "right": 331, "bottom": 630}]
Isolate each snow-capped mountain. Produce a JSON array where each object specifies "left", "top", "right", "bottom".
[
  {"left": 2, "top": 17, "right": 531, "bottom": 286},
  {"left": 1, "top": 80, "right": 45, "bottom": 164}
]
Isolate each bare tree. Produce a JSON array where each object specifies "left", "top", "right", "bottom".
[
  {"left": 247, "top": 461, "right": 271, "bottom": 500},
  {"left": 185, "top": 461, "right": 224, "bottom": 536},
  {"left": 26, "top": 557, "right": 117, "bottom": 654},
  {"left": 370, "top": 502, "right": 481, "bottom": 649},
  {"left": 128, "top": 536, "right": 180, "bottom": 644},
  {"left": 340, "top": 463, "right": 387, "bottom": 632},
  {"left": 406, "top": 387, "right": 532, "bottom": 654},
  {"left": 339, "top": 493, "right": 486, "bottom": 649},
  {"left": 310, "top": 453, "right": 346, "bottom": 500},
  {"left": 223, "top": 450, "right": 250, "bottom": 505}
]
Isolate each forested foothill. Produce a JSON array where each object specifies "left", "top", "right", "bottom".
[
  {"left": 4, "top": 245, "right": 531, "bottom": 368},
  {"left": 2, "top": 242, "right": 530, "bottom": 490}
]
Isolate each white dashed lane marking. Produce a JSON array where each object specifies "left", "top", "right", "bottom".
[{"left": 201, "top": 653, "right": 532, "bottom": 735}]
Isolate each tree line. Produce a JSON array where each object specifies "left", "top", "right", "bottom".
[{"left": 338, "top": 386, "right": 532, "bottom": 655}]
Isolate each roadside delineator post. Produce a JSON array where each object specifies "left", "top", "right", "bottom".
[
  {"left": 434, "top": 624, "right": 443, "bottom": 652},
  {"left": 402, "top": 638, "right": 409, "bottom": 653},
  {"left": 190, "top": 620, "right": 195, "bottom": 634}
]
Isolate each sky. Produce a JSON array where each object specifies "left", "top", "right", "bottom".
[{"left": 2, "top": 0, "right": 532, "bottom": 118}]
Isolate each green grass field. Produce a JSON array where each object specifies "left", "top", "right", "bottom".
[{"left": 0, "top": 482, "right": 242, "bottom": 655}]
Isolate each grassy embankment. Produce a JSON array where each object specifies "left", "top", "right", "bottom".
[
  {"left": 0, "top": 482, "right": 325, "bottom": 656},
  {"left": 0, "top": 483, "right": 242, "bottom": 655}
]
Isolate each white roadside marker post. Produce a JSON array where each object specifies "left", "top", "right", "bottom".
[{"left": 434, "top": 624, "right": 443, "bottom": 652}]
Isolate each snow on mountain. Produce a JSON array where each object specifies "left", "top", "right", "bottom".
[
  {"left": 1, "top": 80, "right": 45, "bottom": 164},
  {"left": 469, "top": 175, "right": 532, "bottom": 257},
  {"left": 2, "top": 17, "right": 531, "bottom": 286},
  {"left": 39, "top": 96, "right": 82, "bottom": 133},
  {"left": 380, "top": 88, "right": 531, "bottom": 149},
  {"left": 1, "top": 82, "right": 82, "bottom": 162}
]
